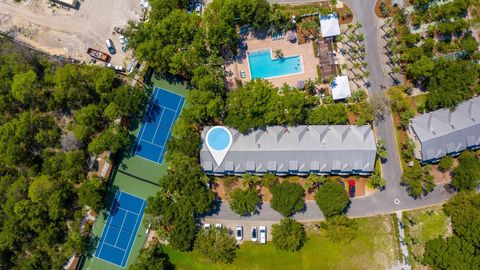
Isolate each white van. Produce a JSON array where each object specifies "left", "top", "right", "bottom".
[{"left": 259, "top": 226, "right": 266, "bottom": 244}]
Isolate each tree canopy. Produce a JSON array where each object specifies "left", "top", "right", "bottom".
[
  {"left": 451, "top": 151, "right": 480, "bottom": 191},
  {"left": 270, "top": 182, "right": 305, "bottom": 217},
  {"left": 229, "top": 188, "right": 260, "bottom": 216},
  {"left": 315, "top": 181, "right": 350, "bottom": 218},
  {"left": 145, "top": 154, "right": 215, "bottom": 251},
  {"left": 401, "top": 161, "right": 435, "bottom": 198},
  {"left": 423, "top": 192, "right": 480, "bottom": 269},
  {"left": 0, "top": 37, "right": 139, "bottom": 268},
  {"left": 194, "top": 228, "right": 237, "bottom": 263},
  {"left": 424, "top": 60, "right": 479, "bottom": 111},
  {"left": 271, "top": 218, "right": 307, "bottom": 252},
  {"left": 129, "top": 244, "right": 174, "bottom": 270}
]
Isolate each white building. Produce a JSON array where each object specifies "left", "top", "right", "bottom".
[
  {"left": 319, "top": 13, "right": 341, "bottom": 38},
  {"left": 200, "top": 125, "right": 376, "bottom": 176},
  {"left": 50, "top": 0, "right": 78, "bottom": 8},
  {"left": 331, "top": 76, "right": 351, "bottom": 100}
]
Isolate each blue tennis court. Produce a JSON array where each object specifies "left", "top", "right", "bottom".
[
  {"left": 133, "top": 87, "right": 185, "bottom": 164},
  {"left": 95, "top": 191, "right": 146, "bottom": 267}
]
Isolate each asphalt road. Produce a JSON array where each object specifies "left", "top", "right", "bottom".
[{"left": 205, "top": 0, "right": 454, "bottom": 222}]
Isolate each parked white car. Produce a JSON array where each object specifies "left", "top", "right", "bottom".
[
  {"left": 195, "top": 2, "right": 202, "bottom": 14},
  {"left": 204, "top": 223, "right": 211, "bottom": 233},
  {"left": 259, "top": 226, "right": 266, "bottom": 244},
  {"left": 215, "top": 224, "right": 222, "bottom": 230},
  {"left": 251, "top": 226, "right": 257, "bottom": 242},
  {"left": 235, "top": 225, "right": 243, "bottom": 241}
]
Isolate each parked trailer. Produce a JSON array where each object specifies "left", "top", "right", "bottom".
[{"left": 87, "top": 48, "right": 111, "bottom": 62}]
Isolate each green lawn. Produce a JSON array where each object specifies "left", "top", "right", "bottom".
[
  {"left": 165, "top": 215, "right": 401, "bottom": 270},
  {"left": 81, "top": 78, "right": 188, "bottom": 270},
  {"left": 413, "top": 94, "right": 427, "bottom": 110},
  {"left": 403, "top": 206, "right": 451, "bottom": 269}
]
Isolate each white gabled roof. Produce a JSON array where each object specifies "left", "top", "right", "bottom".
[
  {"left": 200, "top": 125, "right": 377, "bottom": 175},
  {"left": 331, "top": 76, "right": 351, "bottom": 100},
  {"left": 410, "top": 96, "right": 480, "bottom": 161},
  {"left": 320, "top": 13, "right": 341, "bottom": 38}
]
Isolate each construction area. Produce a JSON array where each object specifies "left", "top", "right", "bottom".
[{"left": 0, "top": 0, "right": 144, "bottom": 67}]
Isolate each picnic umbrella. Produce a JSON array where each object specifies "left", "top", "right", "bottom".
[
  {"left": 297, "top": 80, "right": 305, "bottom": 89},
  {"left": 288, "top": 31, "right": 297, "bottom": 42}
]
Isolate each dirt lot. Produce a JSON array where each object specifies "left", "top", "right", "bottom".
[{"left": 0, "top": 0, "right": 143, "bottom": 66}]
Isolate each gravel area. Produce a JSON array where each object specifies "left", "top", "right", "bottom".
[{"left": 0, "top": 0, "right": 143, "bottom": 66}]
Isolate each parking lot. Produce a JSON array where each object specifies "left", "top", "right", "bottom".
[
  {"left": 203, "top": 218, "right": 277, "bottom": 244},
  {"left": 0, "top": 0, "right": 142, "bottom": 66}
]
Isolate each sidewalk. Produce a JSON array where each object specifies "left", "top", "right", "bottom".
[{"left": 393, "top": 211, "right": 411, "bottom": 270}]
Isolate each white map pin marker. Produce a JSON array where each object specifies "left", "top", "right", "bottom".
[{"left": 206, "top": 126, "right": 233, "bottom": 166}]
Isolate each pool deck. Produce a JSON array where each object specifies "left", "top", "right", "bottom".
[{"left": 227, "top": 35, "right": 318, "bottom": 88}]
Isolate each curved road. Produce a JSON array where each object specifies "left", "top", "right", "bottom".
[{"left": 206, "top": 0, "right": 453, "bottom": 222}]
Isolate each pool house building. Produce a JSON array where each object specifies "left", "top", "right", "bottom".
[
  {"left": 409, "top": 96, "right": 480, "bottom": 163},
  {"left": 200, "top": 125, "right": 377, "bottom": 176}
]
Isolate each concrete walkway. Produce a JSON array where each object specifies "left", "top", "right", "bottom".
[{"left": 394, "top": 211, "right": 411, "bottom": 270}]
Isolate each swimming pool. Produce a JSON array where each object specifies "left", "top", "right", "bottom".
[{"left": 248, "top": 49, "right": 304, "bottom": 79}]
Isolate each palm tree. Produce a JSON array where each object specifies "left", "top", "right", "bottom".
[
  {"left": 344, "top": 9, "right": 353, "bottom": 19},
  {"left": 304, "top": 79, "right": 317, "bottom": 95},
  {"left": 387, "top": 29, "right": 395, "bottom": 38},
  {"left": 346, "top": 35, "right": 356, "bottom": 45},
  {"left": 341, "top": 63, "right": 348, "bottom": 70},
  {"left": 315, "top": 76, "right": 324, "bottom": 86},
  {"left": 392, "top": 66, "right": 402, "bottom": 74},
  {"left": 362, "top": 62, "right": 368, "bottom": 69},
  {"left": 301, "top": 20, "right": 318, "bottom": 36},
  {"left": 363, "top": 71, "right": 370, "bottom": 78},
  {"left": 335, "top": 35, "right": 345, "bottom": 43},
  {"left": 353, "top": 62, "right": 362, "bottom": 70},
  {"left": 355, "top": 23, "right": 362, "bottom": 30},
  {"left": 275, "top": 49, "right": 284, "bottom": 58},
  {"left": 356, "top": 34, "right": 365, "bottom": 42},
  {"left": 385, "top": 17, "right": 392, "bottom": 26}
]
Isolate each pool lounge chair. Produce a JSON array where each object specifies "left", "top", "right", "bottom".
[{"left": 240, "top": 71, "right": 246, "bottom": 78}]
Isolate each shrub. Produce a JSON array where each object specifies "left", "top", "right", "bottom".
[
  {"left": 271, "top": 182, "right": 305, "bottom": 217},
  {"left": 315, "top": 182, "right": 350, "bottom": 218},
  {"left": 229, "top": 188, "right": 260, "bottom": 216},
  {"left": 319, "top": 215, "right": 357, "bottom": 243},
  {"left": 194, "top": 228, "right": 237, "bottom": 263},
  {"left": 438, "top": 156, "right": 453, "bottom": 173},
  {"left": 451, "top": 151, "right": 480, "bottom": 191},
  {"left": 261, "top": 173, "right": 278, "bottom": 189},
  {"left": 272, "top": 218, "right": 306, "bottom": 251}
]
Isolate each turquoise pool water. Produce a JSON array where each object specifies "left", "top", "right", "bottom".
[
  {"left": 207, "top": 127, "right": 231, "bottom": 151},
  {"left": 248, "top": 49, "right": 303, "bottom": 79}
]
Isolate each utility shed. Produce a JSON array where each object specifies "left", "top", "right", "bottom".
[
  {"left": 200, "top": 125, "right": 377, "bottom": 176},
  {"left": 409, "top": 96, "right": 480, "bottom": 163}
]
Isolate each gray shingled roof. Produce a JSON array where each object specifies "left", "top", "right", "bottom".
[
  {"left": 200, "top": 125, "right": 377, "bottom": 175},
  {"left": 410, "top": 96, "right": 480, "bottom": 162}
]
